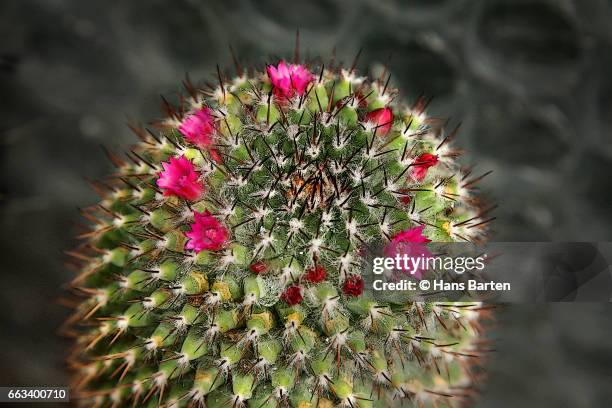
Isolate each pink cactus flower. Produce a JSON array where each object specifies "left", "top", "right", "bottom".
[
  {"left": 411, "top": 153, "right": 439, "bottom": 181},
  {"left": 384, "top": 225, "right": 432, "bottom": 279},
  {"left": 389, "top": 225, "right": 431, "bottom": 245},
  {"left": 185, "top": 210, "right": 229, "bottom": 252},
  {"left": 156, "top": 155, "right": 204, "bottom": 201},
  {"left": 178, "top": 107, "right": 216, "bottom": 148},
  {"left": 266, "top": 60, "right": 314, "bottom": 99},
  {"left": 364, "top": 107, "right": 394, "bottom": 136}
]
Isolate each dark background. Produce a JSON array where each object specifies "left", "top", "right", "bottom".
[{"left": 1, "top": 0, "right": 612, "bottom": 406}]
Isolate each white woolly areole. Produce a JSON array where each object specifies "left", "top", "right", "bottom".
[{"left": 288, "top": 218, "right": 304, "bottom": 234}]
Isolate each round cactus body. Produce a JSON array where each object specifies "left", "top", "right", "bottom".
[{"left": 66, "top": 57, "right": 492, "bottom": 407}]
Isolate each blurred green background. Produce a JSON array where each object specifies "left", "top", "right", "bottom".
[{"left": 1, "top": 0, "right": 612, "bottom": 406}]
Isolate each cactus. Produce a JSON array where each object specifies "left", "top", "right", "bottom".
[{"left": 65, "top": 54, "right": 493, "bottom": 407}]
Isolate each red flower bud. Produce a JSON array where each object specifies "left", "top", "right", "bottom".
[
  {"left": 398, "top": 189, "right": 412, "bottom": 205},
  {"left": 304, "top": 265, "right": 326, "bottom": 283},
  {"left": 281, "top": 285, "right": 303, "bottom": 305},
  {"left": 209, "top": 148, "right": 222, "bottom": 164},
  {"left": 364, "top": 107, "right": 394, "bottom": 136},
  {"left": 411, "top": 153, "right": 439, "bottom": 181},
  {"left": 249, "top": 261, "right": 267, "bottom": 274},
  {"left": 342, "top": 275, "right": 364, "bottom": 297}
]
